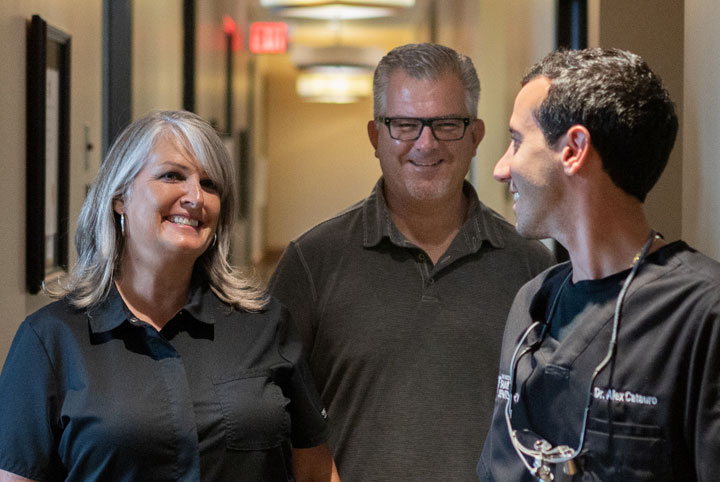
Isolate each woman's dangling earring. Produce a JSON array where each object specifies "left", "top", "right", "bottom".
[
  {"left": 120, "top": 213, "right": 126, "bottom": 237},
  {"left": 211, "top": 232, "right": 218, "bottom": 248}
]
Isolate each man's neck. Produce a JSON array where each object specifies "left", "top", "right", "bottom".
[
  {"left": 561, "top": 207, "right": 664, "bottom": 282},
  {"left": 385, "top": 187, "right": 470, "bottom": 264}
]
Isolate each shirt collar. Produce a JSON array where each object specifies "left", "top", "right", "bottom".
[
  {"left": 362, "top": 177, "right": 506, "bottom": 252},
  {"left": 183, "top": 282, "right": 230, "bottom": 324},
  {"left": 87, "top": 281, "right": 226, "bottom": 333},
  {"left": 362, "top": 178, "right": 408, "bottom": 248}
]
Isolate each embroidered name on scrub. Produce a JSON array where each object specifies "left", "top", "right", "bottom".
[
  {"left": 495, "top": 374, "right": 519, "bottom": 402},
  {"left": 593, "top": 387, "right": 658, "bottom": 406}
]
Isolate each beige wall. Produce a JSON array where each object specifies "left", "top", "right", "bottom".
[
  {"left": 133, "top": 0, "right": 253, "bottom": 130},
  {"left": 263, "top": 56, "right": 382, "bottom": 249},
  {"left": 133, "top": 0, "right": 184, "bottom": 116},
  {"left": 683, "top": 0, "right": 720, "bottom": 259},
  {"left": 0, "top": 0, "right": 103, "bottom": 363},
  {"left": 591, "top": 0, "right": 684, "bottom": 243}
]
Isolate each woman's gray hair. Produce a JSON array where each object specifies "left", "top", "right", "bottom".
[
  {"left": 47, "top": 110, "right": 266, "bottom": 311},
  {"left": 372, "top": 43, "right": 480, "bottom": 119}
]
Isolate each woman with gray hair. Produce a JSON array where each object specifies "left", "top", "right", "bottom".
[{"left": 0, "top": 110, "right": 339, "bottom": 481}]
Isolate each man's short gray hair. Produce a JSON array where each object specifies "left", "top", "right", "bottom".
[{"left": 372, "top": 43, "right": 480, "bottom": 120}]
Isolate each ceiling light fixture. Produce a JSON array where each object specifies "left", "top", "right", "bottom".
[
  {"left": 260, "top": 0, "right": 414, "bottom": 7},
  {"left": 259, "top": 0, "right": 415, "bottom": 20},
  {"left": 292, "top": 45, "right": 384, "bottom": 103},
  {"left": 296, "top": 67, "right": 373, "bottom": 103}
]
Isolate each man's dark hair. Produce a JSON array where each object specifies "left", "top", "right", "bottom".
[{"left": 523, "top": 48, "right": 678, "bottom": 202}]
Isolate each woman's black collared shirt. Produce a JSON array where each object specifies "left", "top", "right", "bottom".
[{"left": 0, "top": 284, "right": 328, "bottom": 481}]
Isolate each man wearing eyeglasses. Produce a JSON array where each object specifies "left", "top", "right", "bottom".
[
  {"left": 479, "top": 48, "right": 720, "bottom": 481},
  {"left": 270, "top": 43, "right": 553, "bottom": 481}
]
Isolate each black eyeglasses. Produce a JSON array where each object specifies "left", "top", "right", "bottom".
[{"left": 381, "top": 117, "right": 471, "bottom": 141}]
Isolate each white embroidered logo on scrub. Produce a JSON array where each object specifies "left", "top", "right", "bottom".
[
  {"left": 496, "top": 374, "right": 511, "bottom": 401},
  {"left": 593, "top": 387, "right": 658, "bottom": 406},
  {"left": 496, "top": 374, "right": 519, "bottom": 402}
]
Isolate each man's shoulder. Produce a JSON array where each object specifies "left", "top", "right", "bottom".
[
  {"left": 280, "top": 199, "right": 368, "bottom": 274},
  {"left": 673, "top": 241, "right": 720, "bottom": 274},
  {"left": 503, "top": 262, "right": 571, "bottom": 332},
  {"left": 661, "top": 241, "right": 720, "bottom": 290},
  {"left": 519, "top": 262, "right": 570, "bottom": 296},
  {"left": 292, "top": 198, "right": 365, "bottom": 247}
]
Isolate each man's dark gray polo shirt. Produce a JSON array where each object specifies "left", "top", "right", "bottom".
[{"left": 270, "top": 178, "right": 555, "bottom": 481}]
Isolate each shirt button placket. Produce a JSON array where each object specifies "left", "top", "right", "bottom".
[
  {"left": 139, "top": 320, "right": 201, "bottom": 479},
  {"left": 418, "top": 252, "right": 438, "bottom": 301}
]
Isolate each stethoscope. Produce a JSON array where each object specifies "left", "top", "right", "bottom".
[{"left": 503, "top": 231, "right": 660, "bottom": 481}]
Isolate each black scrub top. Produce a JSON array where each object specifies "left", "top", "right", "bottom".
[
  {"left": 479, "top": 242, "right": 720, "bottom": 481},
  {"left": 0, "top": 283, "right": 328, "bottom": 481}
]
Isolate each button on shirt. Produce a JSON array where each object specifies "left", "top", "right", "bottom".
[{"left": 0, "top": 283, "right": 328, "bottom": 481}]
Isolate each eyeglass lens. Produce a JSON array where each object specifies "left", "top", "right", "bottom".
[{"left": 387, "top": 118, "right": 467, "bottom": 141}]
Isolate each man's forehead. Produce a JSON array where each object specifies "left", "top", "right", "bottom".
[
  {"left": 385, "top": 70, "right": 467, "bottom": 115},
  {"left": 510, "top": 77, "right": 551, "bottom": 129},
  {"left": 516, "top": 77, "right": 551, "bottom": 110}
]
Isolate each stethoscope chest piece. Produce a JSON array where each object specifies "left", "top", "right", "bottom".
[{"left": 533, "top": 440, "right": 555, "bottom": 481}]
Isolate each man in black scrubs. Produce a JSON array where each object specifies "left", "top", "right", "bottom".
[{"left": 479, "top": 48, "right": 720, "bottom": 481}]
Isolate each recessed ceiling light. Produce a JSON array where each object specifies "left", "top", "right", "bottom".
[
  {"left": 296, "top": 67, "right": 374, "bottom": 103},
  {"left": 259, "top": 1, "right": 415, "bottom": 20},
  {"left": 260, "top": 1, "right": 414, "bottom": 7}
]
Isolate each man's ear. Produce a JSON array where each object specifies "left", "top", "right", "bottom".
[
  {"left": 560, "top": 125, "right": 591, "bottom": 176},
  {"left": 367, "top": 120, "right": 379, "bottom": 154},
  {"left": 470, "top": 118, "right": 485, "bottom": 151}
]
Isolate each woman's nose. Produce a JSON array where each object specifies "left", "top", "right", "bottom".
[{"left": 181, "top": 178, "right": 204, "bottom": 208}]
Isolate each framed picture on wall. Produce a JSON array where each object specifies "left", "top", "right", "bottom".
[{"left": 26, "top": 14, "right": 71, "bottom": 294}]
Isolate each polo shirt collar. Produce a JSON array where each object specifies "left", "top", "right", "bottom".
[
  {"left": 362, "top": 177, "right": 506, "bottom": 252},
  {"left": 87, "top": 280, "right": 225, "bottom": 333},
  {"left": 183, "top": 281, "right": 228, "bottom": 324},
  {"left": 362, "top": 178, "right": 408, "bottom": 248}
]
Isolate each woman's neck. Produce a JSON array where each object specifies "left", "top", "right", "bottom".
[{"left": 115, "top": 253, "right": 195, "bottom": 331}]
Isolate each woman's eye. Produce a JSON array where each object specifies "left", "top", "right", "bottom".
[
  {"left": 201, "top": 179, "right": 218, "bottom": 192},
  {"left": 160, "top": 171, "right": 183, "bottom": 181}
]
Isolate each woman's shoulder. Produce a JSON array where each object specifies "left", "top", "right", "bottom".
[
  {"left": 23, "top": 297, "right": 87, "bottom": 335},
  {"left": 195, "top": 286, "right": 282, "bottom": 327},
  {"left": 217, "top": 295, "right": 286, "bottom": 323}
]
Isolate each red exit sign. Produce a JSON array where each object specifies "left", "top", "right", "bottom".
[{"left": 249, "top": 22, "right": 288, "bottom": 54}]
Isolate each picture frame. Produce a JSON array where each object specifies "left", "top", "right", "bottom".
[
  {"left": 26, "top": 15, "right": 71, "bottom": 294},
  {"left": 237, "top": 129, "right": 250, "bottom": 219}
]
